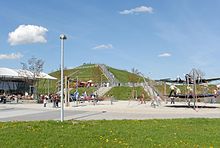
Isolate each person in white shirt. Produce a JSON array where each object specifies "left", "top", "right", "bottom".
[{"left": 169, "top": 84, "right": 176, "bottom": 97}]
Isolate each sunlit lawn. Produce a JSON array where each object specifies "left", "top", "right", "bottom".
[
  {"left": 0, "top": 119, "right": 219, "bottom": 147},
  {"left": 105, "top": 86, "right": 150, "bottom": 100}
]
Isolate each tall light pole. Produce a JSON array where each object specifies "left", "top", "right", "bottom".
[{"left": 60, "top": 34, "right": 67, "bottom": 122}]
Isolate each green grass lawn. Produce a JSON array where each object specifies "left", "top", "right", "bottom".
[
  {"left": 0, "top": 119, "right": 219, "bottom": 147},
  {"left": 104, "top": 86, "right": 150, "bottom": 100}
]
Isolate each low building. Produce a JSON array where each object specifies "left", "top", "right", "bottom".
[{"left": 0, "top": 67, "right": 56, "bottom": 96}]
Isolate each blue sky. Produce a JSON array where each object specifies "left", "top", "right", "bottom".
[{"left": 1, "top": 0, "right": 220, "bottom": 79}]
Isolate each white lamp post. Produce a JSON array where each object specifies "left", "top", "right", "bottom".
[{"left": 60, "top": 34, "right": 67, "bottom": 122}]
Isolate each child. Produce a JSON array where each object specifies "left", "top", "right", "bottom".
[{"left": 43, "top": 97, "right": 47, "bottom": 107}]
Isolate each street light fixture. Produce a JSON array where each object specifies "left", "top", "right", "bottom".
[{"left": 60, "top": 34, "right": 67, "bottom": 122}]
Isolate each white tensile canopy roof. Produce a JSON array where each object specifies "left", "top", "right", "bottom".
[{"left": 0, "top": 67, "right": 57, "bottom": 80}]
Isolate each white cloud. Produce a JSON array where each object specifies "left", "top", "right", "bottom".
[
  {"left": 0, "top": 52, "right": 23, "bottom": 60},
  {"left": 92, "top": 44, "right": 113, "bottom": 50},
  {"left": 8, "top": 24, "right": 48, "bottom": 45},
  {"left": 120, "top": 6, "right": 153, "bottom": 15},
  {"left": 158, "top": 53, "right": 171, "bottom": 57}
]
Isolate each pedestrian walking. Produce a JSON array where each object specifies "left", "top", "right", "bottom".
[{"left": 43, "top": 97, "right": 47, "bottom": 107}]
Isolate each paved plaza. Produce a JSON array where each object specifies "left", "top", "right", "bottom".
[{"left": 0, "top": 101, "right": 219, "bottom": 121}]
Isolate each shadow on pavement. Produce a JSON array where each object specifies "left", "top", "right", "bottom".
[{"left": 70, "top": 111, "right": 107, "bottom": 120}]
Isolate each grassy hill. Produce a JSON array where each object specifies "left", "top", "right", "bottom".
[
  {"left": 108, "top": 67, "right": 144, "bottom": 83},
  {"left": 37, "top": 64, "right": 144, "bottom": 94}
]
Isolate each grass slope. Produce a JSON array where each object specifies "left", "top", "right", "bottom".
[
  {"left": 108, "top": 67, "right": 143, "bottom": 83},
  {"left": 38, "top": 64, "right": 145, "bottom": 94},
  {"left": 105, "top": 86, "right": 150, "bottom": 100},
  {"left": 0, "top": 119, "right": 219, "bottom": 147}
]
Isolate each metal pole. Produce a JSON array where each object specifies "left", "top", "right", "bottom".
[
  {"left": 65, "top": 76, "right": 68, "bottom": 107},
  {"left": 76, "top": 76, "right": 78, "bottom": 92},
  {"left": 193, "top": 69, "right": 196, "bottom": 109},
  {"left": 61, "top": 37, "right": 64, "bottom": 122},
  {"left": 101, "top": 74, "right": 102, "bottom": 87},
  {"left": 164, "top": 82, "right": 166, "bottom": 96},
  {"left": 47, "top": 79, "right": 49, "bottom": 96},
  {"left": 67, "top": 79, "right": 70, "bottom": 106},
  {"left": 60, "top": 34, "right": 67, "bottom": 122}
]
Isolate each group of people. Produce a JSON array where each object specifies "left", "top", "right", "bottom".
[
  {"left": 71, "top": 91, "right": 99, "bottom": 102},
  {"left": 0, "top": 93, "right": 24, "bottom": 104},
  {"left": 40, "top": 90, "right": 102, "bottom": 107},
  {"left": 168, "top": 83, "right": 220, "bottom": 104},
  {"left": 40, "top": 94, "right": 60, "bottom": 108}
]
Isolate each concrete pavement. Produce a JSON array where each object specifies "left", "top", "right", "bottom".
[{"left": 0, "top": 100, "right": 219, "bottom": 121}]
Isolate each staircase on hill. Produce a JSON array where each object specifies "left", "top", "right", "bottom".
[
  {"left": 148, "top": 82, "right": 167, "bottom": 101},
  {"left": 94, "top": 87, "right": 112, "bottom": 97},
  {"left": 98, "top": 64, "right": 119, "bottom": 86},
  {"left": 141, "top": 74, "right": 165, "bottom": 101},
  {"left": 143, "top": 82, "right": 158, "bottom": 99}
]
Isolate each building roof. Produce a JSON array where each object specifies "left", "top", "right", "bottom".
[{"left": 0, "top": 67, "right": 57, "bottom": 80}]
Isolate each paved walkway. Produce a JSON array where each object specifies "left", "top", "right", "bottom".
[{"left": 0, "top": 101, "right": 219, "bottom": 121}]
